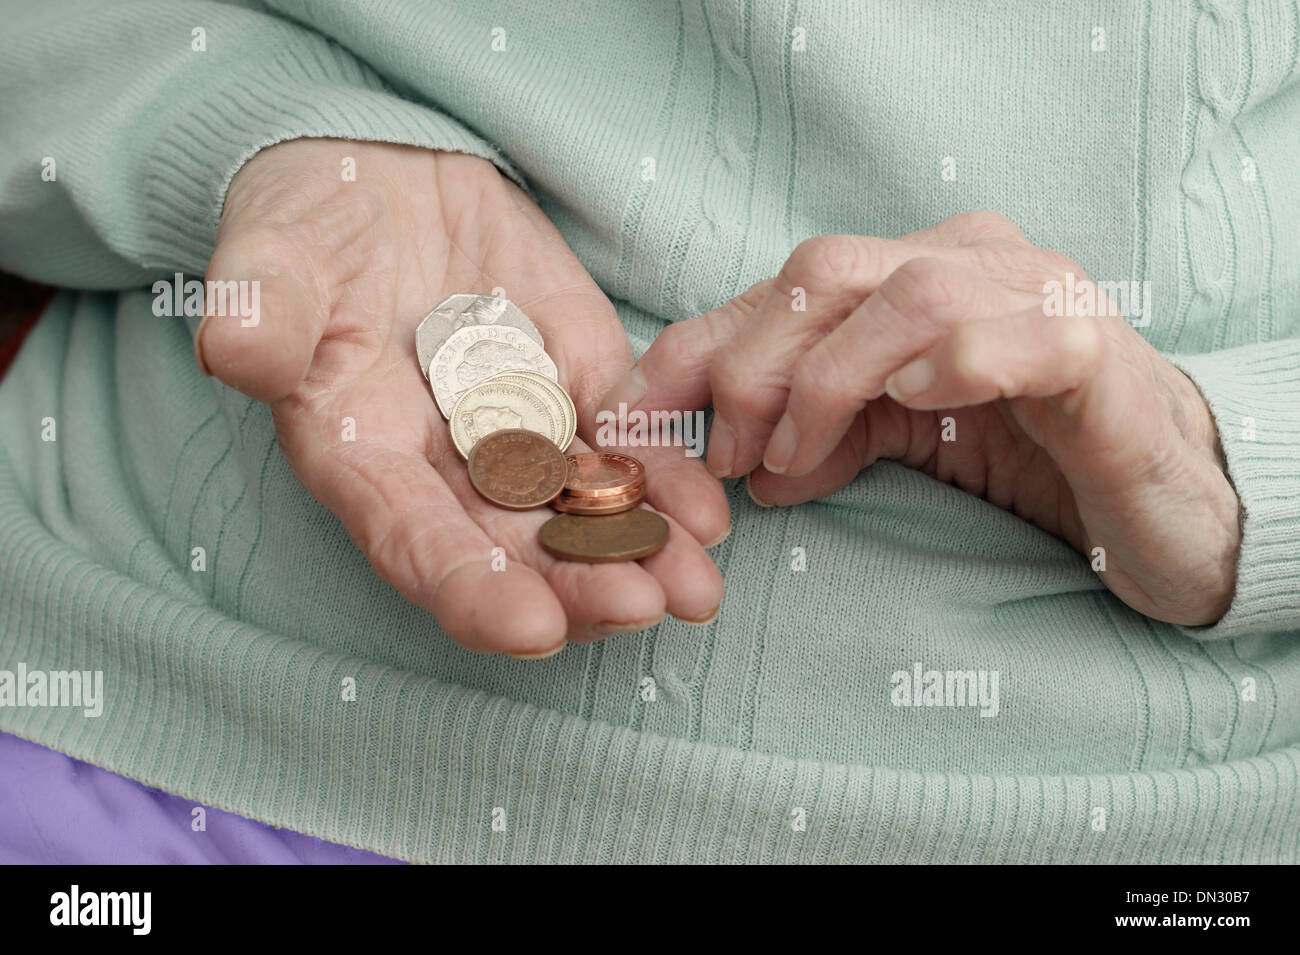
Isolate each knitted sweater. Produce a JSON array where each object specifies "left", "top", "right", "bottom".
[{"left": 0, "top": 0, "right": 1297, "bottom": 863}]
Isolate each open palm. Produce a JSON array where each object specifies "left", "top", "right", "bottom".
[{"left": 198, "top": 140, "right": 727, "bottom": 655}]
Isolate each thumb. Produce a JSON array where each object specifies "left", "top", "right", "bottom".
[
  {"left": 597, "top": 279, "right": 771, "bottom": 416},
  {"left": 195, "top": 223, "right": 332, "bottom": 403}
]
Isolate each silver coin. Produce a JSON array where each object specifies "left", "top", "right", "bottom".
[
  {"left": 416, "top": 293, "right": 543, "bottom": 381},
  {"left": 431, "top": 324, "right": 558, "bottom": 417},
  {"left": 484, "top": 370, "right": 577, "bottom": 455},
  {"left": 449, "top": 377, "right": 571, "bottom": 459}
]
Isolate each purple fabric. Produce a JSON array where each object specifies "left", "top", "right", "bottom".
[{"left": 0, "top": 731, "right": 403, "bottom": 864}]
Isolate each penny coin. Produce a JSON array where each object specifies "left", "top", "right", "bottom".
[
  {"left": 416, "top": 294, "right": 543, "bottom": 381},
  {"left": 551, "top": 486, "right": 644, "bottom": 515},
  {"left": 467, "top": 429, "right": 567, "bottom": 510},
  {"left": 486, "top": 370, "right": 577, "bottom": 454},
  {"left": 561, "top": 452, "right": 645, "bottom": 498},
  {"left": 430, "top": 324, "right": 558, "bottom": 417},
  {"left": 449, "top": 377, "right": 570, "bottom": 458},
  {"left": 538, "top": 509, "right": 669, "bottom": 563}
]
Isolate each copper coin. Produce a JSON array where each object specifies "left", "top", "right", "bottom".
[
  {"left": 562, "top": 452, "right": 645, "bottom": 499},
  {"left": 467, "top": 429, "right": 567, "bottom": 510},
  {"left": 551, "top": 485, "right": 644, "bottom": 515},
  {"left": 538, "top": 509, "right": 669, "bottom": 563}
]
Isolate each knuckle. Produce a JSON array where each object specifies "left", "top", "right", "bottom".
[
  {"left": 1057, "top": 317, "right": 1106, "bottom": 369},
  {"left": 708, "top": 352, "right": 748, "bottom": 403},
  {"left": 783, "top": 235, "right": 863, "bottom": 290},
  {"left": 884, "top": 257, "right": 959, "bottom": 318},
  {"left": 208, "top": 224, "right": 283, "bottom": 283},
  {"left": 975, "top": 242, "right": 1060, "bottom": 294},
  {"left": 947, "top": 209, "right": 1026, "bottom": 244},
  {"left": 733, "top": 278, "right": 773, "bottom": 313},
  {"left": 655, "top": 318, "right": 712, "bottom": 369},
  {"left": 948, "top": 324, "right": 1019, "bottom": 396},
  {"left": 945, "top": 325, "right": 990, "bottom": 388},
  {"left": 1034, "top": 248, "right": 1078, "bottom": 279},
  {"left": 711, "top": 353, "right": 780, "bottom": 423}
]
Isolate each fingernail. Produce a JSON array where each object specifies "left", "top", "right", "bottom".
[
  {"left": 193, "top": 313, "right": 214, "bottom": 377},
  {"left": 704, "top": 524, "right": 732, "bottom": 548},
  {"left": 678, "top": 605, "right": 721, "bottom": 626},
  {"left": 744, "top": 473, "right": 772, "bottom": 508},
  {"left": 707, "top": 416, "right": 736, "bottom": 476},
  {"left": 598, "top": 365, "right": 647, "bottom": 414},
  {"left": 506, "top": 641, "right": 566, "bottom": 660},
  {"left": 592, "top": 613, "right": 667, "bottom": 638},
  {"left": 885, "top": 357, "right": 935, "bottom": 401},
  {"left": 763, "top": 413, "right": 798, "bottom": 474}
]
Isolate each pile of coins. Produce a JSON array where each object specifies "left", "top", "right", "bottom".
[{"left": 418, "top": 294, "right": 667, "bottom": 563}]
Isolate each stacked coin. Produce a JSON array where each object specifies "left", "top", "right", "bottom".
[
  {"left": 418, "top": 294, "right": 667, "bottom": 563},
  {"left": 552, "top": 452, "right": 645, "bottom": 514}
]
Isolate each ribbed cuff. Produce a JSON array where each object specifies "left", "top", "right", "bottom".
[
  {"left": 140, "top": 42, "right": 525, "bottom": 275},
  {"left": 1164, "top": 340, "right": 1300, "bottom": 640}
]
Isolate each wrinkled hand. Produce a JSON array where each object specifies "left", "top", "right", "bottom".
[
  {"left": 199, "top": 139, "right": 727, "bottom": 655},
  {"left": 602, "top": 211, "right": 1241, "bottom": 626}
]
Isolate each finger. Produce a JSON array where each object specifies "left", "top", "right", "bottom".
[
  {"left": 541, "top": 288, "right": 732, "bottom": 547},
  {"left": 474, "top": 431, "right": 718, "bottom": 633},
  {"left": 478, "top": 175, "right": 637, "bottom": 420},
  {"left": 634, "top": 443, "right": 731, "bottom": 547},
  {"left": 703, "top": 235, "right": 964, "bottom": 479},
  {"left": 479, "top": 185, "right": 732, "bottom": 547},
  {"left": 198, "top": 223, "right": 335, "bottom": 402},
  {"left": 612, "top": 224, "right": 982, "bottom": 422},
  {"left": 902, "top": 209, "right": 1028, "bottom": 247},
  {"left": 276, "top": 418, "right": 570, "bottom": 657},
  {"left": 762, "top": 258, "right": 1034, "bottom": 477},
  {"left": 426, "top": 430, "right": 672, "bottom": 643},
  {"left": 596, "top": 279, "right": 773, "bottom": 417},
  {"left": 543, "top": 555, "right": 668, "bottom": 642},
  {"left": 435, "top": 184, "right": 721, "bottom": 628},
  {"left": 746, "top": 435, "right": 869, "bottom": 509},
  {"left": 635, "top": 506, "right": 726, "bottom": 625},
  {"left": 880, "top": 310, "right": 1107, "bottom": 412},
  {"left": 745, "top": 396, "right": 922, "bottom": 507}
]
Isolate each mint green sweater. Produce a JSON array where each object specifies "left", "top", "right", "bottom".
[{"left": 1, "top": 0, "right": 1298, "bottom": 863}]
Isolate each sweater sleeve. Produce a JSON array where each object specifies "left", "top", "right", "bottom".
[
  {"left": 0, "top": 0, "right": 523, "bottom": 287},
  {"left": 1162, "top": 340, "right": 1300, "bottom": 641}
]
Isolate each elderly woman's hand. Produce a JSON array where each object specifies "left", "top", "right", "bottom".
[
  {"left": 603, "top": 211, "right": 1241, "bottom": 626},
  {"left": 197, "top": 139, "right": 727, "bottom": 655}
]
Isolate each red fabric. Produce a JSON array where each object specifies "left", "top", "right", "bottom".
[{"left": 0, "top": 280, "right": 54, "bottom": 379}]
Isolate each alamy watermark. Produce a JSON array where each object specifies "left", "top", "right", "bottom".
[
  {"left": 1043, "top": 272, "right": 1151, "bottom": 327},
  {"left": 595, "top": 402, "right": 706, "bottom": 457},
  {"left": 890, "top": 662, "right": 999, "bottom": 718},
  {"left": 152, "top": 272, "right": 260, "bottom": 326},
  {"left": 50, "top": 886, "right": 150, "bottom": 935},
  {"left": 0, "top": 663, "right": 103, "bottom": 717}
]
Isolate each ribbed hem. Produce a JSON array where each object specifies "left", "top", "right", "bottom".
[
  {"left": 1164, "top": 340, "right": 1300, "bottom": 640},
  {"left": 1, "top": 475, "right": 1296, "bottom": 864},
  {"left": 139, "top": 23, "right": 525, "bottom": 275}
]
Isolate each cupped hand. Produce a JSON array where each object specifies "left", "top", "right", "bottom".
[
  {"left": 601, "top": 211, "right": 1240, "bottom": 626},
  {"left": 198, "top": 139, "right": 727, "bottom": 655}
]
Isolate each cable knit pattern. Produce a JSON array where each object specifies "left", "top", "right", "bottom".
[{"left": 0, "top": 0, "right": 1298, "bottom": 862}]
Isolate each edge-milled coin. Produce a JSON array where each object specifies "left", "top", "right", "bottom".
[
  {"left": 449, "top": 377, "right": 570, "bottom": 458},
  {"left": 467, "top": 429, "right": 567, "bottom": 510},
  {"left": 538, "top": 509, "right": 669, "bottom": 563},
  {"left": 431, "top": 324, "right": 557, "bottom": 417},
  {"left": 561, "top": 452, "right": 645, "bottom": 498},
  {"left": 487, "top": 370, "right": 577, "bottom": 454},
  {"left": 551, "top": 486, "right": 644, "bottom": 515}
]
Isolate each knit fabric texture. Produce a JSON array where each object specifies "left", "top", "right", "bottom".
[{"left": 0, "top": 0, "right": 1297, "bottom": 862}]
